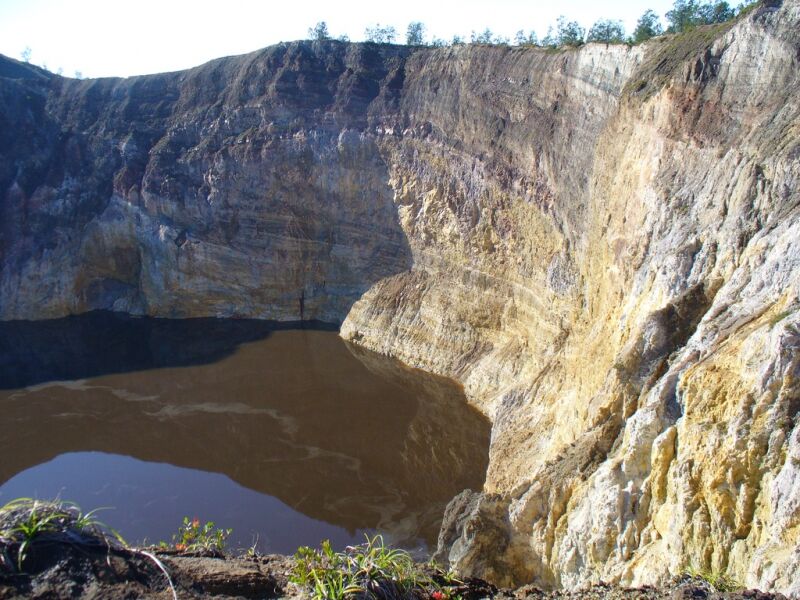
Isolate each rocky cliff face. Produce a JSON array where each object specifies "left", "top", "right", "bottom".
[
  {"left": 1, "top": 0, "right": 799, "bottom": 595},
  {"left": 0, "top": 43, "right": 415, "bottom": 321}
]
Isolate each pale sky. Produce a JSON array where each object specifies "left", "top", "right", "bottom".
[{"left": 0, "top": 0, "right": 676, "bottom": 79}]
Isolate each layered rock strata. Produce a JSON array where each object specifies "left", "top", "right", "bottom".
[{"left": 1, "top": 1, "right": 799, "bottom": 595}]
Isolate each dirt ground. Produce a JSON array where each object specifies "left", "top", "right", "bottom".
[{"left": 0, "top": 541, "right": 790, "bottom": 600}]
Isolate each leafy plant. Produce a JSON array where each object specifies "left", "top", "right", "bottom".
[
  {"left": 586, "top": 19, "right": 627, "bottom": 44},
  {"left": 364, "top": 24, "right": 397, "bottom": 44},
  {"left": 172, "top": 517, "right": 231, "bottom": 553},
  {"left": 406, "top": 22, "right": 426, "bottom": 46},
  {"left": 291, "top": 535, "right": 448, "bottom": 600},
  {"left": 308, "top": 21, "right": 331, "bottom": 41},
  {"left": 514, "top": 30, "right": 539, "bottom": 46},
  {"left": 666, "top": 0, "right": 736, "bottom": 33},
  {"left": 555, "top": 16, "right": 586, "bottom": 47},
  {"left": 631, "top": 9, "right": 664, "bottom": 43},
  {"left": 246, "top": 534, "right": 260, "bottom": 557}
]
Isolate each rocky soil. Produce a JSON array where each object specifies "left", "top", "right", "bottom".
[
  {"left": 0, "top": 544, "right": 289, "bottom": 599},
  {"left": 0, "top": 545, "right": 790, "bottom": 600},
  {"left": 1, "top": 0, "right": 799, "bottom": 595}
]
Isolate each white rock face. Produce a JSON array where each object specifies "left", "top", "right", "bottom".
[{"left": 343, "top": 2, "right": 800, "bottom": 594}]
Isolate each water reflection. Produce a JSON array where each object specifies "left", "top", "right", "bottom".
[{"left": 0, "top": 313, "right": 489, "bottom": 553}]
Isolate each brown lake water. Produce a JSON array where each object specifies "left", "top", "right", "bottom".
[{"left": 0, "top": 312, "right": 490, "bottom": 554}]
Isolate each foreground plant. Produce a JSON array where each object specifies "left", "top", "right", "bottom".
[
  {"left": 0, "top": 498, "right": 178, "bottom": 599},
  {"left": 173, "top": 516, "right": 231, "bottom": 553},
  {"left": 291, "top": 535, "right": 461, "bottom": 600},
  {"left": 684, "top": 565, "right": 743, "bottom": 593},
  {"left": 0, "top": 498, "right": 123, "bottom": 570}
]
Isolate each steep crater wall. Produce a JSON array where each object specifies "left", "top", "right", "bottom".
[
  {"left": 0, "top": 42, "right": 414, "bottom": 321},
  {"left": 1, "top": 1, "right": 799, "bottom": 595}
]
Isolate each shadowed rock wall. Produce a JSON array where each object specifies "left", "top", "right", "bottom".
[{"left": 0, "top": 43, "right": 414, "bottom": 321}]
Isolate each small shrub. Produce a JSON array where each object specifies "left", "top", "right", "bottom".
[{"left": 172, "top": 517, "right": 231, "bottom": 553}]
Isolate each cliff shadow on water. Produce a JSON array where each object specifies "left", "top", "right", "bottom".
[{"left": 0, "top": 310, "right": 336, "bottom": 390}]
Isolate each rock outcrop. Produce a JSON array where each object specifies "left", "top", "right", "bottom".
[
  {"left": 0, "top": 43, "right": 415, "bottom": 321},
  {"left": 1, "top": 0, "right": 799, "bottom": 595}
]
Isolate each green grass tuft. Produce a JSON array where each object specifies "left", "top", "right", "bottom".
[
  {"left": 291, "top": 535, "right": 460, "bottom": 600},
  {"left": 0, "top": 498, "right": 125, "bottom": 571},
  {"left": 685, "top": 566, "right": 744, "bottom": 592}
]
